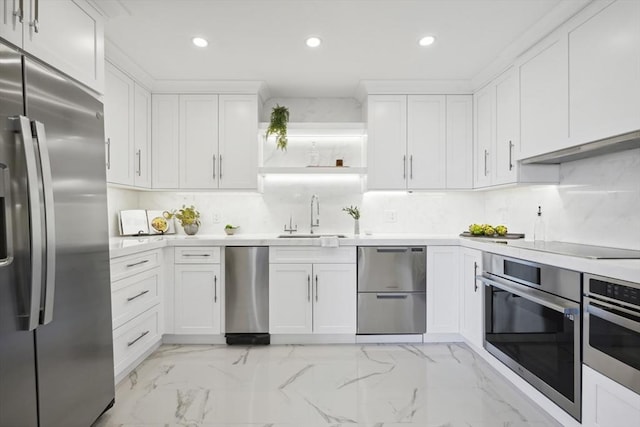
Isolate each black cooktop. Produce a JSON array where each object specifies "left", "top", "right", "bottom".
[{"left": 503, "top": 241, "right": 640, "bottom": 259}]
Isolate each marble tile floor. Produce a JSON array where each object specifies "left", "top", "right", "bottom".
[{"left": 93, "top": 343, "right": 562, "bottom": 427}]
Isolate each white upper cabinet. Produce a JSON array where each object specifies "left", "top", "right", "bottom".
[
  {"left": 474, "top": 84, "right": 494, "bottom": 188},
  {"left": 568, "top": 0, "right": 640, "bottom": 144},
  {"left": 8, "top": 0, "right": 105, "bottom": 93},
  {"left": 104, "top": 62, "right": 151, "bottom": 188},
  {"left": 152, "top": 93, "right": 258, "bottom": 190},
  {"left": 493, "top": 69, "right": 519, "bottom": 185},
  {"left": 368, "top": 94, "right": 471, "bottom": 190},
  {"left": 104, "top": 62, "right": 134, "bottom": 186},
  {"left": 179, "top": 95, "right": 219, "bottom": 189},
  {"left": 218, "top": 95, "right": 258, "bottom": 189},
  {"left": 519, "top": 37, "right": 569, "bottom": 159}
]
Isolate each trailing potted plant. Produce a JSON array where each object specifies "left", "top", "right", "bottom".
[
  {"left": 265, "top": 104, "right": 289, "bottom": 151},
  {"left": 164, "top": 205, "right": 201, "bottom": 235},
  {"left": 342, "top": 205, "right": 361, "bottom": 235}
]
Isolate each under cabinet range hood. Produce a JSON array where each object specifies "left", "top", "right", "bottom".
[{"left": 521, "top": 130, "right": 640, "bottom": 165}]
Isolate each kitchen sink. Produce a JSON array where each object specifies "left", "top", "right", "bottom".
[{"left": 277, "top": 234, "right": 347, "bottom": 238}]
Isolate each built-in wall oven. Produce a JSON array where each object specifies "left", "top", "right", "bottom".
[
  {"left": 478, "top": 253, "right": 582, "bottom": 421},
  {"left": 584, "top": 273, "right": 640, "bottom": 395}
]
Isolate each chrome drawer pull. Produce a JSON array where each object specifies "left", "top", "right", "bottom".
[
  {"left": 182, "top": 254, "right": 211, "bottom": 257},
  {"left": 376, "top": 293, "right": 409, "bottom": 299},
  {"left": 127, "top": 330, "right": 149, "bottom": 347},
  {"left": 126, "top": 259, "right": 149, "bottom": 268},
  {"left": 126, "top": 290, "right": 150, "bottom": 302}
]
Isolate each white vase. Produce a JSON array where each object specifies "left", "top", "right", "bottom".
[{"left": 354, "top": 219, "right": 360, "bottom": 236}]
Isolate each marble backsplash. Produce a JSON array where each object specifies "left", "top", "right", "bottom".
[{"left": 107, "top": 148, "right": 640, "bottom": 250}]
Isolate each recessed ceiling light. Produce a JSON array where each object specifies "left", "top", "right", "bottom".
[
  {"left": 418, "top": 36, "right": 436, "bottom": 47},
  {"left": 192, "top": 37, "right": 208, "bottom": 48},
  {"left": 306, "top": 37, "right": 322, "bottom": 48}
]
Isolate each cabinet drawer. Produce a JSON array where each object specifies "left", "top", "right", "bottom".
[
  {"left": 113, "top": 307, "right": 160, "bottom": 377},
  {"left": 111, "top": 268, "right": 161, "bottom": 329},
  {"left": 270, "top": 246, "right": 356, "bottom": 264},
  {"left": 111, "top": 250, "right": 161, "bottom": 281},
  {"left": 175, "top": 246, "right": 220, "bottom": 264}
]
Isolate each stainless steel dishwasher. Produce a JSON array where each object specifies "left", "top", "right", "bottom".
[
  {"left": 357, "top": 247, "right": 426, "bottom": 334},
  {"left": 225, "top": 247, "right": 270, "bottom": 344}
]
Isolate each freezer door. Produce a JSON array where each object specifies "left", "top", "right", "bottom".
[
  {"left": 225, "top": 247, "right": 269, "bottom": 333},
  {"left": 24, "top": 58, "right": 115, "bottom": 427},
  {"left": 357, "top": 246, "right": 426, "bottom": 292},
  {"left": 0, "top": 43, "right": 39, "bottom": 427},
  {"left": 357, "top": 292, "right": 426, "bottom": 334}
]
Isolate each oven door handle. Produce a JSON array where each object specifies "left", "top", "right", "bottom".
[
  {"left": 586, "top": 298, "right": 640, "bottom": 334},
  {"left": 477, "top": 275, "right": 580, "bottom": 315}
]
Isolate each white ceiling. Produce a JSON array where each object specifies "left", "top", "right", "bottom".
[{"left": 100, "top": 0, "right": 574, "bottom": 98}]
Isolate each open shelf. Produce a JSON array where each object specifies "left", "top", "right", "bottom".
[{"left": 259, "top": 122, "right": 366, "bottom": 137}]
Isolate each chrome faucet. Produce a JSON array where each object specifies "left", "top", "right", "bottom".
[{"left": 310, "top": 194, "right": 320, "bottom": 234}]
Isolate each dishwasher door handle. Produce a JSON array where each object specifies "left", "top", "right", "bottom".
[
  {"left": 375, "top": 247, "right": 408, "bottom": 253},
  {"left": 376, "top": 293, "right": 409, "bottom": 299}
]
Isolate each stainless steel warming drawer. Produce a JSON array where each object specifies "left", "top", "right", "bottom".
[{"left": 357, "top": 247, "right": 426, "bottom": 334}]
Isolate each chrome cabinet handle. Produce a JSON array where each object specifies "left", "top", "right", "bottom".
[
  {"left": 214, "top": 275, "right": 218, "bottom": 303},
  {"left": 30, "top": 0, "right": 39, "bottom": 33},
  {"left": 483, "top": 150, "right": 489, "bottom": 176},
  {"left": 473, "top": 262, "right": 478, "bottom": 292},
  {"left": 410, "top": 155, "right": 413, "bottom": 180},
  {"left": 376, "top": 293, "right": 409, "bottom": 299},
  {"left": 15, "top": 116, "right": 42, "bottom": 331},
  {"left": 126, "top": 259, "right": 149, "bottom": 268},
  {"left": 315, "top": 275, "right": 318, "bottom": 302},
  {"left": 182, "top": 253, "right": 210, "bottom": 257},
  {"left": 307, "top": 274, "right": 311, "bottom": 301},
  {"left": 126, "top": 290, "right": 149, "bottom": 302},
  {"left": 136, "top": 149, "right": 142, "bottom": 176},
  {"left": 403, "top": 155, "right": 406, "bottom": 179},
  {"left": 127, "top": 330, "right": 149, "bottom": 347},
  {"left": 219, "top": 155, "right": 223, "bottom": 179},
  {"left": 14, "top": 0, "right": 24, "bottom": 22},
  {"left": 212, "top": 155, "right": 216, "bottom": 179},
  {"left": 509, "top": 141, "right": 514, "bottom": 171},
  {"left": 32, "top": 121, "right": 56, "bottom": 325},
  {"left": 106, "top": 138, "right": 111, "bottom": 169}
]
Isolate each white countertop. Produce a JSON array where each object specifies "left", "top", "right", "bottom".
[{"left": 109, "top": 234, "right": 640, "bottom": 283}]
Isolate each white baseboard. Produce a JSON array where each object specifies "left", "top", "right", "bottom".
[
  {"left": 422, "top": 333, "right": 463, "bottom": 343},
  {"left": 356, "top": 334, "right": 423, "bottom": 344},
  {"left": 270, "top": 334, "right": 356, "bottom": 345},
  {"left": 162, "top": 334, "right": 227, "bottom": 345}
]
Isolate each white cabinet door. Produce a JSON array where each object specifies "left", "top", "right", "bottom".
[
  {"left": 179, "top": 95, "right": 218, "bottom": 189},
  {"left": 133, "top": 84, "right": 151, "bottom": 188},
  {"left": 569, "top": 0, "right": 640, "bottom": 145},
  {"left": 312, "top": 263, "right": 356, "bottom": 334},
  {"left": 446, "top": 95, "right": 473, "bottom": 189},
  {"left": 269, "top": 263, "right": 313, "bottom": 334},
  {"left": 407, "top": 95, "right": 446, "bottom": 189},
  {"left": 104, "top": 62, "right": 134, "bottom": 186},
  {"left": 459, "top": 248, "right": 483, "bottom": 349},
  {"left": 494, "top": 68, "right": 519, "bottom": 185},
  {"left": 520, "top": 37, "right": 569, "bottom": 159},
  {"left": 152, "top": 94, "right": 179, "bottom": 189},
  {"left": 367, "top": 95, "right": 407, "bottom": 190},
  {"left": 0, "top": 0, "right": 23, "bottom": 47},
  {"left": 22, "top": 0, "right": 104, "bottom": 93},
  {"left": 474, "top": 84, "right": 494, "bottom": 188},
  {"left": 583, "top": 365, "right": 640, "bottom": 427},
  {"left": 426, "top": 246, "right": 459, "bottom": 334},
  {"left": 218, "top": 94, "right": 258, "bottom": 190},
  {"left": 174, "top": 264, "right": 221, "bottom": 334}
]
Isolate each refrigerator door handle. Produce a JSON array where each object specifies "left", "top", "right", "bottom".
[
  {"left": 32, "top": 121, "right": 56, "bottom": 325},
  {"left": 15, "top": 116, "right": 43, "bottom": 331},
  {"left": 0, "top": 165, "right": 15, "bottom": 267}
]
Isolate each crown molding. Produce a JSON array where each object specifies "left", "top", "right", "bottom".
[
  {"left": 356, "top": 80, "right": 473, "bottom": 101},
  {"left": 105, "top": 38, "right": 155, "bottom": 90}
]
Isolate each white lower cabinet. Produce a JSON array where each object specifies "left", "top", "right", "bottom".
[
  {"left": 110, "top": 249, "right": 163, "bottom": 381},
  {"left": 269, "top": 247, "right": 356, "bottom": 335},
  {"left": 459, "top": 247, "right": 483, "bottom": 348},
  {"left": 173, "top": 247, "right": 221, "bottom": 335},
  {"left": 583, "top": 365, "right": 640, "bottom": 427},
  {"left": 426, "top": 246, "right": 459, "bottom": 334}
]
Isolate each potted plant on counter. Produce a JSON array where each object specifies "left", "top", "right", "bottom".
[
  {"left": 342, "top": 205, "right": 361, "bottom": 235},
  {"left": 164, "top": 205, "right": 201, "bottom": 235}
]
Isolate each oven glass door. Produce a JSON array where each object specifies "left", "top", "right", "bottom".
[
  {"left": 586, "top": 299, "right": 640, "bottom": 371},
  {"left": 485, "top": 284, "right": 577, "bottom": 401}
]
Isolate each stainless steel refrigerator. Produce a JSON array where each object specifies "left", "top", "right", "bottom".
[{"left": 0, "top": 41, "right": 115, "bottom": 426}]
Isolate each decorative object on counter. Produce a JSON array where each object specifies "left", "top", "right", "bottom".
[
  {"left": 467, "top": 223, "right": 509, "bottom": 237},
  {"left": 534, "top": 205, "right": 545, "bottom": 242},
  {"left": 164, "top": 205, "right": 201, "bottom": 236},
  {"left": 224, "top": 224, "right": 239, "bottom": 235},
  {"left": 265, "top": 104, "right": 289, "bottom": 151},
  {"left": 119, "top": 210, "right": 149, "bottom": 236},
  {"left": 308, "top": 141, "right": 320, "bottom": 166},
  {"left": 147, "top": 210, "right": 176, "bottom": 235},
  {"left": 335, "top": 159, "right": 343, "bottom": 167},
  {"left": 342, "top": 205, "right": 361, "bottom": 235},
  {"left": 459, "top": 231, "right": 525, "bottom": 239}
]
